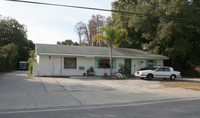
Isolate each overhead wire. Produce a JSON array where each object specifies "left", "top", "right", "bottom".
[{"left": 6, "top": 0, "right": 200, "bottom": 22}]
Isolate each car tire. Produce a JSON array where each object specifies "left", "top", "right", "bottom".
[
  {"left": 147, "top": 74, "right": 153, "bottom": 80},
  {"left": 170, "top": 75, "right": 176, "bottom": 80}
]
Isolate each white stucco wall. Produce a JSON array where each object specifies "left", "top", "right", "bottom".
[
  {"left": 157, "top": 60, "right": 163, "bottom": 66},
  {"left": 36, "top": 55, "right": 164, "bottom": 76},
  {"left": 131, "top": 59, "right": 146, "bottom": 75},
  {"left": 38, "top": 55, "right": 54, "bottom": 76}
]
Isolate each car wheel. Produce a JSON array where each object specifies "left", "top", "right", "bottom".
[
  {"left": 170, "top": 75, "right": 176, "bottom": 80},
  {"left": 147, "top": 74, "right": 153, "bottom": 80}
]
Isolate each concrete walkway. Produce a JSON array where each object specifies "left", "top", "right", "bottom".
[{"left": 1, "top": 71, "right": 200, "bottom": 111}]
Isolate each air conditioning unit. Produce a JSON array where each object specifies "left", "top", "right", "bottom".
[{"left": 79, "top": 66, "right": 85, "bottom": 70}]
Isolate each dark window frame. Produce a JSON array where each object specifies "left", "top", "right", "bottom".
[
  {"left": 98, "top": 58, "right": 113, "bottom": 69},
  {"left": 148, "top": 60, "right": 154, "bottom": 67},
  {"left": 64, "top": 57, "right": 77, "bottom": 69}
]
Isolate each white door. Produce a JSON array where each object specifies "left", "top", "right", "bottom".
[
  {"left": 53, "top": 58, "right": 61, "bottom": 75},
  {"left": 154, "top": 67, "right": 164, "bottom": 78}
]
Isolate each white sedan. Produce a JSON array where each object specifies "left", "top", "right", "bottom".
[{"left": 134, "top": 66, "right": 181, "bottom": 80}]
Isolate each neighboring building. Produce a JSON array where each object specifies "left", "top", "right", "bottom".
[{"left": 33, "top": 44, "right": 168, "bottom": 76}]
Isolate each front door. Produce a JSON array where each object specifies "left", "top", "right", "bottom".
[
  {"left": 53, "top": 58, "right": 61, "bottom": 75},
  {"left": 125, "top": 59, "right": 132, "bottom": 76}
]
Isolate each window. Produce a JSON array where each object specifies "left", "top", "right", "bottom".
[
  {"left": 148, "top": 60, "right": 154, "bottom": 67},
  {"left": 164, "top": 68, "right": 170, "bottom": 72},
  {"left": 64, "top": 58, "right": 76, "bottom": 69},
  {"left": 98, "top": 59, "right": 112, "bottom": 68},
  {"left": 157, "top": 67, "right": 164, "bottom": 72},
  {"left": 146, "top": 60, "right": 157, "bottom": 67}
]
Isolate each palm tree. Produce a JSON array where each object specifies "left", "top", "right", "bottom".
[
  {"left": 28, "top": 50, "right": 37, "bottom": 76},
  {"left": 93, "top": 25, "right": 127, "bottom": 77}
]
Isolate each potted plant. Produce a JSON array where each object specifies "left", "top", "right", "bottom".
[{"left": 87, "top": 66, "right": 95, "bottom": 76}]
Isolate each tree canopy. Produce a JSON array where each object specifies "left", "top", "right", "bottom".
[
  {"left": 0, "top": 16, "right": 34, "bottom": 71},
  {"left": 57, "top": 39, "right": 79, "bottom": 46},
  {"left": 74, "top": 14, "right": 110, "bottom": 46},
  {"left": 111, "top": 0, "right": 200, "bottom": 70},
  {"left": 0, "top": 43, "right": 18, "bottom": 71}
]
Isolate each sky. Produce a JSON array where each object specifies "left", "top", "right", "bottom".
[{"left": 0, "top": 0, "right": 115, "bottom": 44}]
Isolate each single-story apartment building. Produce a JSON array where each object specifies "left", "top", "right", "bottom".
[{"left": 33, "top": 44, "right": 168, "bottom": 76}]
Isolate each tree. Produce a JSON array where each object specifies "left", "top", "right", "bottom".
[
  {"left": 57, "top": 39, "right": 73, "bottom": 45},
  {"left": 57, "top": 39, "right": 79, "bottom": 46},
  {"left": 74, "top": 14, "right": 108, "bottom": 46},
  {"left": 111, "top": 0, "right": 200, "bottom": 70},
  {"left": 111, "top": 0, "right": 146, "bottom": 49},
  {"left": 74, "top": 21, "right": 86, "bottom": 45},
  {"left": 93, "top": 25, "right": 127, "bottom": 77},
  {"left": 0, "top": 43, "right": 18, "bottom": 71},
  {"left": 0, "top": 16, "right": 34, "bottom": 71},
  {"left": 73, "top": 42, "right": 79, "bottom": 46},
  {"left": 0, "top": 17, "right": 34, "bottom": 62},
  {"left": 88, "top": 14, "right": 107, "bottom": 46}
]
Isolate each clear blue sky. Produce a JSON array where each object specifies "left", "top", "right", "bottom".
[{"left": 0, "top": 0, "right": 115, "bottom": 44}]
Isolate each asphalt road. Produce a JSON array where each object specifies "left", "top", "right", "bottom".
[{"left": 0, "top": 98, "right": 200, "bottom": 118}]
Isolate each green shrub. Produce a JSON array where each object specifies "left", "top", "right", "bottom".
[
  {"left": 118, "top": 64, "right": 130, "bottom": 78},
  {"left": 27, "top": 50, "right": 36, "bottom": 76},
  {"left": 0, "top": 43, "right": 18, "bottom": 72}
]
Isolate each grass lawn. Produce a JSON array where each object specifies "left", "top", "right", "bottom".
[{"left": 160, "top": 80, "right": 200, "bottom": 91}]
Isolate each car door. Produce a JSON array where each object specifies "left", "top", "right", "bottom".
[
  {"left": 164, "top": 67, "right": 171, "bottom": 78},
  {"left": 154, "top": 67, "right": 164, "bottom": 78}
]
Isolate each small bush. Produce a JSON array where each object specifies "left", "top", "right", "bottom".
[
  {"left": 27, "top": 50, "right": 36, "bottom": 76},
  {"left": 118, "top": 64, "right": 130, "bottom": 78}
]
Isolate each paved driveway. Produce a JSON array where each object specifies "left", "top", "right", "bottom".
[{"left": 1, "top": 71, "right": 200, "bottom": 110}]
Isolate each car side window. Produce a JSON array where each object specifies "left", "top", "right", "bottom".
[
  {"left": 157, "top": 68, "right": 164, "bottom": 72},
  {"left": 164, "top": 68, "right": 170, "bottom": 72}
]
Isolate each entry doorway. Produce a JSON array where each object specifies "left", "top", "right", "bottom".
[
  {"left": 125, "top": 59, "right": 132, "bottom": 76},
  {"left": 53, "top": 58, "right": 61, "bottom": 75}
]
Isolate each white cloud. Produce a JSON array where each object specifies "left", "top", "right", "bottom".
[{"left": 0, "top": 0, "right": 115, "bottom": 44}]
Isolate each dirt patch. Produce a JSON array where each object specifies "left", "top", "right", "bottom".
[
  {"left": 160, "top": 81, "right": 200, "bottom": 91},
  {"left": 0, "top": 72, "right": 5, "bottom": 76}
]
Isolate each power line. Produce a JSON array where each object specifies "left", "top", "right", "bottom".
[{"left": 6, "top": 0, "right": 200, "bottom": 22}]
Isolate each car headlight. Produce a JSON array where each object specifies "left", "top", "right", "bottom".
[{"left": 139, "top": 72, "right": 143, "bottom": 76}]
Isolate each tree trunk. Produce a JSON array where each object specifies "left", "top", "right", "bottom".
[
  {"left": 85, "top": 28, "right": 90, "bottom": 45},
  {"left": 79, "top": 34, "right": 81, "bottom": 46},
  {"left": 109, "top": 43, "right": 113, "bottom": 78}
]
